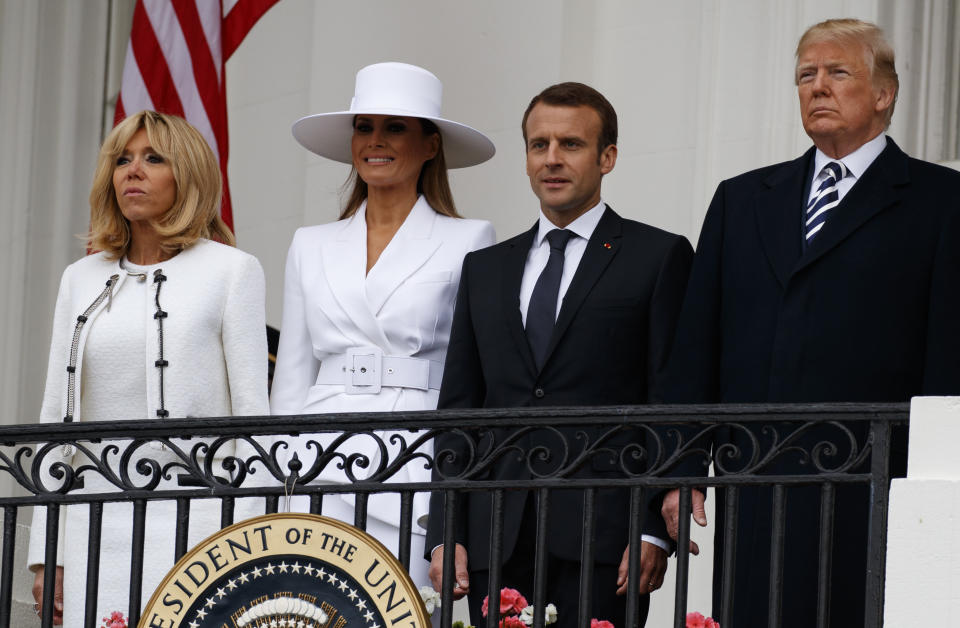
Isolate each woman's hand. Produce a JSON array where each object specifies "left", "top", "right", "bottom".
[{"left": 31, "top": 566, "right": 64, "bottom": 625}]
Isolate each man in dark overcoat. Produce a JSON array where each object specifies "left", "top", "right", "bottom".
[{"left": 662, "top": 18, "right": 960, "bottom": 628}]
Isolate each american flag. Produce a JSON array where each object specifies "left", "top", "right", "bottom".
[{"left": 114, "top": 0, "right": 280, "bottom": 231}]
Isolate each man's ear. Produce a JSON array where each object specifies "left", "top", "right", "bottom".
[
  {"left": 874, "top": 82, "right": 896, "bottom": 115},
  {"left": 600, "top": 144, "right": 618, "bottom": 175}
]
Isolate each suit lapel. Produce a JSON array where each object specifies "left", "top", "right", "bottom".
[
  {"left": 365, "top": 196, "right": 442, "bottom": 315},
  {"left": 754, "top": 150, "right": 811, "bottom": 288},
  {"left": 319, "top": 205, "right": 392, "bottom": 348},
  {"left": 794, "top": 139, "right": 909, "bottom": 274},
  {"left": 540, "top": 206, "right": 621, "bottom": 370},
  {"left": 504, "top": 224, "right": 538, "bottom": 377}
]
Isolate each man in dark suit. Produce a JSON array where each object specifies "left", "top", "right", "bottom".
[
  {"left": 425, "top": 82, "right": 693, "bottom": 626},
  {"left": 661, "top": 18, "right": 960, "bottom": 627}
]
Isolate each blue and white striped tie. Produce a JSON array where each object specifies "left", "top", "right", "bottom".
[{"left": 805, "top": 161, "right": 848, "bottom": 243}]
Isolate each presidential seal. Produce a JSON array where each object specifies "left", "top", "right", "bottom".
[{"left": 139, "top": 514, "right": 429, "bottom": 628}]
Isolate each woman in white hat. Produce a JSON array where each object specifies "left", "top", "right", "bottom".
[{"left": 270, "top": 62, "right": 495, "bottom": 587}]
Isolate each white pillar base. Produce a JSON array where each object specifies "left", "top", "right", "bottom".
[{"left": 884, "top": 397, "right": 960, "bottom": 624}]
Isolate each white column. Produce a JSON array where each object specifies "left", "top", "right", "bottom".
[
  {"left": 0, "top": 1, "right": 114, "bottom": 620},
  {"left": 883, "top": 0, "right": 960, "bottom": 162},
  {"left": 0, "top": 0, "right": 41, "bottom": 431},
  {"left": 884, "top": 397, "right": 960, "bottom": 624},
  {"left": 0, "top": 0, "right": 114, "bottom": 432}
]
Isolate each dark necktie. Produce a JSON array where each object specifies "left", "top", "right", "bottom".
[
  {"left": 526, "top": 229, "right": 574, "bottom": 370},
  {"left": 806, "top": 161, "right": 848, "bottom": 243}
]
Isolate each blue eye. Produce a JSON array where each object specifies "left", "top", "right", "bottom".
[
  {"left": 146, "top": 154, "right": 165, "bottom": 164},
  {"left": 116, "top": 156, "right": 130, "bottom": 166}
]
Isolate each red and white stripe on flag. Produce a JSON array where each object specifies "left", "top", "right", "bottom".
[{"left": 114, "top": 0, "right": 279, "bottom": 231}]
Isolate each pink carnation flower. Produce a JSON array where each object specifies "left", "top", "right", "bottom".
[
  {"left": 482, "top": 587, "right": 529, "bottom": 617},
  {"left": 686, "top": 611, "right": 720, "bottom": 628},
  {"left": 500, "top": 616, "right": 526, "bottom": 628},
  {"left": 101, "top": 611, "right": 128, "bottom": 628},
  {"left": 591, "top": 619, "right": 615, "bottom": 628}
]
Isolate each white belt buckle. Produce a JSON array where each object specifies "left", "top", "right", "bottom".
[{"left": 344, "top": 346, "right": 383, "bottom": 394}]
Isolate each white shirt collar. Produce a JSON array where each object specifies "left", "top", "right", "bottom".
[
  {"left": 813, "top": 132, "right": 887, "bottom": 181},
  {"left": 534, "top": 200, "right": 606, "bottom": 246}
]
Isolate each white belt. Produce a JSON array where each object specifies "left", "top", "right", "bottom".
[{"left": 315, "top": 347, "right": 443, "bottom": 394}]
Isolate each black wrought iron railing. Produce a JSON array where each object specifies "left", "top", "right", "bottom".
[{"left": 0, "top": 403, "right": 908, "bottom": 628}]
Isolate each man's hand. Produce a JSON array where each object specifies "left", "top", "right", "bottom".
[
  {"left": 661, "top": 488, "right": 707, "bottom": 554},
  {"left": 616, "top": 541, "right": 668, "bottom": 595},
  {"left": 428, "top": 543, "right": 470, "bottom": 600},
  {"left": 32, "top": 566, "right": 64, "bottom": 625}
]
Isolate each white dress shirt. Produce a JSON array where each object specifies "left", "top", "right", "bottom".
[
  {"left": 518, "top": 200, "right": 671, "bottom": 553},
  {"left": 519, "top": 201, "right": 606, "bottom": 326},
  {"left": 808, "top": 132, "right": 887, "bottom": 205}
]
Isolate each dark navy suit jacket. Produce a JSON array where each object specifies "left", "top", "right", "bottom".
[{"left": 426, "top": 206, "right": 693, "bottom": 567}]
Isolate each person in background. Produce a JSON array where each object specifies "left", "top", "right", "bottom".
[
  {"left": 270, "top": 62, "right": 496, "bottom": 589},
  {"left": 29, "top": 110, "right": 269, "bottom": 625}
]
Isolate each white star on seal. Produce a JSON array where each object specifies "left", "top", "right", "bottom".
[
  {"left": 304, "top": 564, "right": 315, "bottom": 576},
  {"left": 369, "top": 623, "right": 381, "bottom": 628},
  {"left": 226, "top": 578, "right": 238, "bottom": 591},
  {"left": 204, "top": 596, "right": 216, "bottom": 609},
  {"left": 196, "top": 608, "right": 207, "bottom": 620},
  {"left": 297, "top": 621, "right": 306, "bottom": 628},
  {"left": 348, "top": 588, "right": 358, "bottom": 601},
  {"left": 327, "top": 572, "right": 337, "bottom": 584},
  {"left": 278, "top": 561, "right": 289, "bottom": 573},
  {"left": 264, "top": 562, "right": 276, "bottom": 575},
  {"left": 363, "top": 610, "right": 375, "bottom": 622},
  {"left": 356, "top": 599, "right": 367, "bottom": 610},
  {"left": 251, "top": 566, "right": 263, "bottom": 579},
  {"left": 316, "top": 567, "right": 326, "bottom": 579},
  {"left": 338, "top": 578, "right": 348, "bottom": 591},
  {"left": 215, "top": 587, "right": 226, "bottom": 599},
  {"left": 189, "top": 621, "right": 199, "bottom": 628},
  {"left": 291, "top": 561, "right": 302, "bottom": 574},
  {"left": 238, "top": 571, "right": 250, "bottom": 584}
]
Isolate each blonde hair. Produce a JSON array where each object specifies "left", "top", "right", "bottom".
[
  {"left": 340, "top": 118, "right": 459, "bottom": 219},
  {"left": 795, "top": 18, "right": 899, "bottom": 126},
  {"left": 88, "top": 110, "right": 234, "bottom": 259}
]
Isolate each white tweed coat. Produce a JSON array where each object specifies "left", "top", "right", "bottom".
[{"left": 26, "top": 239, "right": 269, "bottom": 624}]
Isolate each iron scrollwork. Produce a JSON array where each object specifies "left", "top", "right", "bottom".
[{"left": 0, "top": 405, "right": 907, "bottom": 501}]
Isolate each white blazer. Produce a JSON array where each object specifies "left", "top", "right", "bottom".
[{"left": 270, "top": 196, "right": 495, "bottom": 527}]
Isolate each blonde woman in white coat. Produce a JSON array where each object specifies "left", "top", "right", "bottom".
[
  {"left": 272, "top": 63, "right": 496, "bottom": 587},
  {"left": 28, "top": 111, "right": 269, "bottom": 625}
]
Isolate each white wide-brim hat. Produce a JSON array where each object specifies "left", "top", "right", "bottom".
[{"left": 291, "top": 62, "right": 495, "bottom": 169}]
